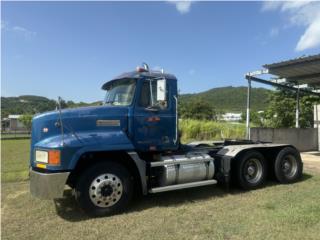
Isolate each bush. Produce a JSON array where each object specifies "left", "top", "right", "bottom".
[
  {"left": 19, "top": 114, "right": 33, "bottom": 132},
  {"left": 179, "top": 99, "right": 216, "bottom": 120},
  {"left": 179, "top": 119, "right": 246, "bottom": 143}
]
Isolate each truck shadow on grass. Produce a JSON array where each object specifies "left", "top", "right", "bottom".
[{"left": 53, "top": 173, "right": 312, "bottom": 222}]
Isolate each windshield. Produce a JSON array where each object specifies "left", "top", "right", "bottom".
[{"left": 104, "top": 79, "right": 136, "bottom": 106}]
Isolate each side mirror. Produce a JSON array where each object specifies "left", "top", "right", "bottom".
[{"left": 156, "top": 79, "right": 166, "bottom": 101}]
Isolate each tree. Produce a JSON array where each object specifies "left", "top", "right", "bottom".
[
  {"left": 299, "top": 95, "right": 320, "bottom": 128},
  {"left": 179, "top": 99, "right": 216, "bottom": 120},
  {"left": 241, "top": 111, "right": 265, "bottom": 127},
  {"left": 20, "top": 114, "right": 33, "bottom": 133},
  {"left": 263, "top": 89, "right": 320, "bottom": 128}
]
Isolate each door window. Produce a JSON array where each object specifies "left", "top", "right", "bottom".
[{"left": 139, "top": 80, "right": 168, "bottom": 109}]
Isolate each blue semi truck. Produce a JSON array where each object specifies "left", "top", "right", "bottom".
[{"left": 30, "top": 64, "right": 303, "bottom": 217}]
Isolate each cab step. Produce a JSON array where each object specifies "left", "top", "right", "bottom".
[{"left": 149, "top": 179, "right": 217, "bottom": 193}]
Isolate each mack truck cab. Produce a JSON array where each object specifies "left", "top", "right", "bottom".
[{"left": 30, "top": 64, "right": 303, "bottom": 217}]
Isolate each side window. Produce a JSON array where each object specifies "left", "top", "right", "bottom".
[
  {"left": 139, "top": 80, "right": 168, "bottom": 109},
  {"left": 139, "top": 81, "right": 150, "bottom": 107}
]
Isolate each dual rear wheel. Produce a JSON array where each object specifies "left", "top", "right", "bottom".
[{"left": 235, "top": 147, "right": 303, "bottom": 190}]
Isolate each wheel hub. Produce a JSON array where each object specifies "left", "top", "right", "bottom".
[
  {"left": 101, "top": 185, "right": 113, "bottom": 197},
  {"left": 247, "top": 166, "right": 256, "bottom": 176},
  {"left": 244, "top": 158, "right": 263, "bottom": 184},
  {"left": 281, "top": 155, "right": 298, "bottom": 178},
  {"left": 89, "top": 173, "right": 123, "bottom": 208},
  {"left": 283, "top": 161, "right": 291, "bottom": 171}
]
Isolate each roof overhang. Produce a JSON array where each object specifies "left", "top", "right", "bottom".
[{"left": 246, "top": 54, "right": 320, "bottom": 96}]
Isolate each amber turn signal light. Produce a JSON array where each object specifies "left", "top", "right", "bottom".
[{"left": 48, "top": 150, "right": 61, "bottom": 165}]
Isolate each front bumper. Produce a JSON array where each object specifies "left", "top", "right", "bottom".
[{"left": 30, "top": 169, "right": 70, "bottom": 199}]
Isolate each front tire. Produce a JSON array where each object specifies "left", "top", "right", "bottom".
[
  {"left": 274, "top": 147, "right": 303, "bottom": 184},
  {"left": 75, "top": 161, "right": 133, "bottom": 217},
  {"left": 235, "top": 150, "right": 267, "bottom": 190}
]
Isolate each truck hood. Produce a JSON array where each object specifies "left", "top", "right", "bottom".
[{"left": 31, "top": 105, "right": 129, "bottom": 147}]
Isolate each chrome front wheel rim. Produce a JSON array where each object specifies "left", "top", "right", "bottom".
[{"left": 89, "top": 173, "right": 123, "bottom": 208}]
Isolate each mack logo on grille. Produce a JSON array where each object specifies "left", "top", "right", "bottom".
[{"left": 96, "top": 120, "right": 120, "bottom": 127}]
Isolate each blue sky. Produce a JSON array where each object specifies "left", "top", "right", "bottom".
[{"left": 2, "top": 1, "right": 320, "bottom": 102}]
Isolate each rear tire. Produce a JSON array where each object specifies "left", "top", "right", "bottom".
[
  {"left": 235, "top": 150, "right": 267, "bottom": 190},
  {"left": 75, "top": 161, "right": 133, "bottom": 217},
  {"left": 274, "top": 147, "right": 303, "bottom": 184}
]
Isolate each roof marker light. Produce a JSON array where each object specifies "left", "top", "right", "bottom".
[
  {"left": 136, "top": 66, "right": 147, "bottom": 72},
  {"left": 136, "top": 62, "right": 150, "bottom": 72}
]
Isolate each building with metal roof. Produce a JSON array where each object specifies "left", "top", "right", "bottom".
[
  {"left": 244, "top": 54, "right": 320, "bottom": 144},
  {"left": 264, "top": 54, "right": 320, "bottom": 88},
  {"left": 1, "top": 114, "right": 27, "bottom": 132}
]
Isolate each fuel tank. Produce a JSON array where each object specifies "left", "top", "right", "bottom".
[{"left": 158, "top": 153, "right": 215, "bottom": 186}]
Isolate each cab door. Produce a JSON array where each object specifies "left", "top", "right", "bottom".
[{"left": 133, "top": 78, "right": 176, "bottom": 151}]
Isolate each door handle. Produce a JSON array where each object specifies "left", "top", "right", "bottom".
[{"left": 145, "top": 107, "right": 159, "bottom": 112}]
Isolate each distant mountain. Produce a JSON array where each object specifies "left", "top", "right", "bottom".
[
  {"left": 1, "top": 86, "right": 271, "bottom": 117},
  {"left": 1, "top": 95, "right": 56, "bottom": 118},
  {"left": 1, "top": 95, "right": 101, "bottom": 118},
  {"left": 179, "top": 86, "right": 272, "bottom": 112}
]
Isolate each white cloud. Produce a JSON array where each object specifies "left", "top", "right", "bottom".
[
  {"left": 261, "top": 1, "right": 283, "bottom": 11},
  {"left": 280, "top": 1, "right": 311, "bottom": 11},
  {"left": 1, "top": 21, "right": 36, "bottom": 40},
  {"left": 168, "top": 1, "right": 192, "bottom": 14},
  {"left": 262, "top": 1, "right": 311, "bottom": 12},
  {"left": 262, "top": 1, "right": 320, "bottom": 51},
  {"left": 296, "top": 15, "right": 320, "bottom": 51},
  {"left": 12, "top": 26, "right": 36, "bottom": 39}
]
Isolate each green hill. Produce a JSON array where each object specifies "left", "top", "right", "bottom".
[
  {"left": 1, "top": 95, "right": 57, "bottom": 118},
  {"left": 179, "top": 86, "right": 272, "bottom": 112},
  {"left": 1, "top": 95, "right": 101, "bottom": 118},
  {"left": 1, "top": 86, "right": 271, "bottom": 117}
]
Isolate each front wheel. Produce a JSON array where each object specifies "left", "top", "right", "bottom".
[
  {"left": 75, "top": 161, "right": 133, "bottom": 217},
  {"left": 274, "top": 147, "right": 303, "bottom": 184}
]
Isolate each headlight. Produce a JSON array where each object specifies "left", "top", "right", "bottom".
[
  {"left": 35, "top": 150, "right": 61, "bottom": 166},
  {"left": 35, "top": 150, "right": 48, "bottom": 163}
]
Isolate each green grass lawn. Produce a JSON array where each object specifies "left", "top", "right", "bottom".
[
  {"left": 1, "top": 139, "right": 30, "bottom": 182},
  {"left": 2, "top": 174, "right": 320, "bottom": 240},
  {"left": 1, "top": 139, "right": 320, "bottom": 240}
]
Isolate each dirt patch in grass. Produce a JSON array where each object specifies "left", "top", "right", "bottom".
[{"left": 301, "top": 152, "right": 320, "bottom": 174}]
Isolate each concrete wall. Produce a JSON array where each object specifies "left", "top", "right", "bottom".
[{"left": 250, "top": 128, "right": 318, "bottom": 152}]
